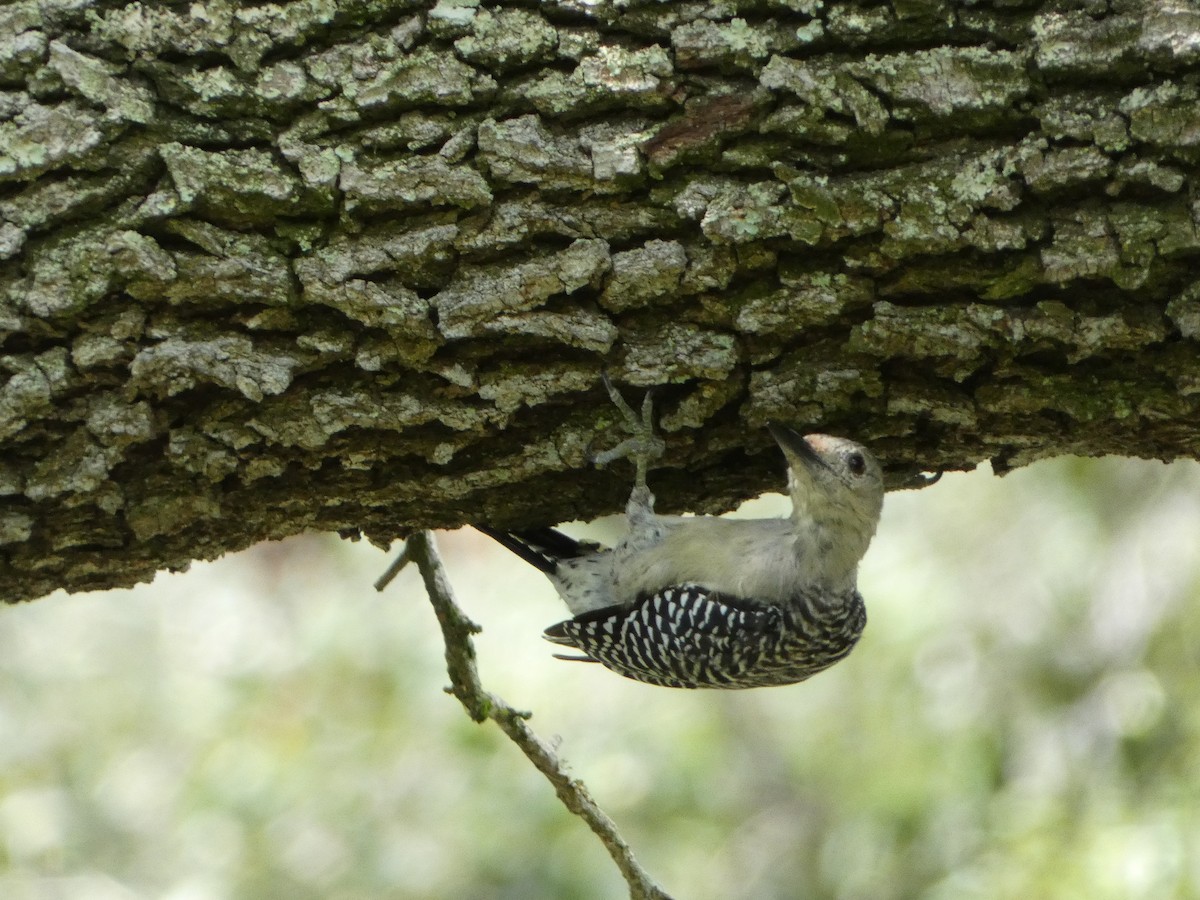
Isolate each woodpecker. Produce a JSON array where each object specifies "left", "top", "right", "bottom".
[{"left": 478, "top": 382, "right": 885, "bottom": 689}]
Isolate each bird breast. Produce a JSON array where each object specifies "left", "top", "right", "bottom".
[{"left": 611, "top": 516, "right": 838, "bottom": 609}]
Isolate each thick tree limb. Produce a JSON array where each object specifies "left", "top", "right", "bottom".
[
  {"left": 393, "top": 531, "right": 673, "bottom": 900},
  {"left": 3, "top": 0, "right": 1200, "bottom": 601}
]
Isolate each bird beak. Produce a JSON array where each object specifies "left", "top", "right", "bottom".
[{"left": 767, "top": 422, "right": 830, "bottom": 474}]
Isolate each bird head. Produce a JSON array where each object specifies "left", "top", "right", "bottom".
[{"left": 767, "top": 424, "right": 885, "bottom": 548}]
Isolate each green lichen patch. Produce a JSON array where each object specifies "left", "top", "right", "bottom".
[
  {"left": 0, "top": 222, "right": 24, "bottom": 260},
  {"left": 0, "top": 348, "right": 74, "bottom": 442},
  {"left": 247, "top": 384, "right": 497, "bottom": 451},
  {"left": 672, "top": 18, "right": 793, "bottom": 73},
  {"left": 745, "top": 348, "right": 885, "bottom": 427},
  {"left": 885, "top": 380, "right": 977, "bottom": 428},
  {"left": 340, "top": 155, "right": 491, "bottom": 215},
  {"left": 700, "top": 180, "right": 794, "bottom": 244},
  {"left": 881, "top": 153, "right": 1023, "bottom": 258},
  {"left": 760, "top": 56, "right": 889, "bottom": 136},
  {"left": 150, "top": 221, "right": 293, "bottom": 309},
  {"left": 255, "top": 60, "right": 327, "bottom": 106},
  {"left": 295, "top": 222, "right": 460, "bottom": 290},
  {"left": 14, "top": 226, "right": 174, "bottom": 320},
  {"left": 678, "top": 242, "right": 737, "bottom": 295},
  {"left": 1139, "top": 1, "right": 1200, "bottom": 69},
  {"left": 358, "top": 46, "right": 490, "bottom": 110},
  {"left": 454, "top": 8, "right": 557, "bottom": 73},
  {"left": 659, "top": 376, "right": 744, "bottom": 432},
  {"left": 0, "top": 101, "right": 106, "bottom": 182},
  {"left": 1166, "top": 282, "right": 1200, "bottom": 340},
  {"left": 770, "top": 149, "right": 1025, "bottom": 257},
  {"left": 477, "top": 115, "right": 594, "bottom": 191},
  {"left": 1122, "top": 81, "right": 1200, "bottom": 161},
  {"left": 85, "top": 394, "right": 158, "bottom": 448},
  {"left": 1108, "top": 200, "right": 1200, "bottom": 289},
  {"left": 618, "top": 320, "right": 738, "bottom": 384},
  {"left": 458, "top": 308, "right": 619, "bottom": 353},
  {"left": 351, "top": 110, "right": 467, "bottom": 153},
  {"left": 0, "top": 509, "right": 33, "bottom": 546},
  {"left": 478, "top": 361, "right": 596, "bottom": 413},
  {"left": 299, "top": 277, "right": 437, "bottom": 354},
  {"left": 1040, "top": 215, "right": 1121, "bottom": 285},
  {"left": 125, "top": 479, "right": 222, "bottom": 542},
  {"left": 881, "top": 249, "right": 1039, "bottom": 301},
  {"left": 735, "top": 271, "right": 875, "bottom": 335},
  {"left": 160, "top": 144, "right": 333, "bottom": 227},
  {"left": 862, "top": 47, "right": 1031, "bottom": 125},
  {"left": 1032, "top": 9, "right": 1145, "bottom": 78},
  {"left": 1035, "top": 91, "right": 1130, "bottom": 152},
  {"left": 975, "top": 370, "right": 1188, "bottom": 428},
  {"left": 1020, "top": 145, "right": 1113, "bottom": 194},
  {"left": 71, "top": 332, "right": 132, "bottom": 371},
  {"left": 0, "top": 28, "right": 47, "bottom": 85},
  {"left": 166, "top": 428, "right": 241, "bottom": 483},
  {"left": 143, "top": 62, "right": 264, "bottom": 120},
  {"left": 129, "top": 335, "right": 305, "bottom": 402},
  {"left": 515, "top": 44, "right": 674, "bottom": 117},
  {"left": 852, "top": 299, "right": 1169, "bottom": 380},
  {"left": 336, "top": 284, "right": 609, "bottom": 362},
  {"left": 600, "top": 240, "right": 687, "bottom": 312},
  {"left": 25, "top": 429, "right": 123, "bottom": 501},
  {"left": 435, "top": 239, "right": 611, "bottom": 339},
  {"left": 48, "top": 41, "right": 155, "bottom": 124},
  {"left": 2, "top": 143, "right": 158, "bottom": 232},
  {"left": 428, "top": 0, "right": 480, "bottom": 36},
  {"left": 824, "top": 3, "right": 895, "bottom": 43},
  {"left": 580, "top": 119, "right": 651, "bottom": 187},
  {"left": 1112, "top": 156, "right": 1186, "bottom": 194},
  {"left": 87, "top": 3, "right": 239, "bottom": 62},
  {"left": 852, "top": 301, "right": 1002, "bottom": 380}
]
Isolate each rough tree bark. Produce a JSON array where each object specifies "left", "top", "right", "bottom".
[{"left": 2, "top": 0, "right": 1198, "bottom": 603}]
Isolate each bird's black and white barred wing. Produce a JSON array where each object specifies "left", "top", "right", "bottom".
[{"left": 544, "top": 584, "right": 799, "bottom": 689}]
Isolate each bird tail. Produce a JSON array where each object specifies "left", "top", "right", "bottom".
[{"left": 475, "top": 526, "right": 593, "bottom": 574}]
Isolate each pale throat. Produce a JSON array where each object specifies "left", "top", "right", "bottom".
[{"left": 789, "top": 500, "right": 871, "bottom": 590}]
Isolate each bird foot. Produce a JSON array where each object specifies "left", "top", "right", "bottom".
[
  {"left": 591, "top": 375, "right": 665, "bottom": 515},
  {"left": 591, "top": 375, "right": 665, "bottom": 469}
]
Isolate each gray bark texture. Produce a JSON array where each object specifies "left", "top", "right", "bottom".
[{"left": 2, "top": 0, "right": 1199, "bottom": 603}]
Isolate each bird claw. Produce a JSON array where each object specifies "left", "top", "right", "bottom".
[
  {"left": 896, "top": 470, "right": 943, "bottom": 491},
  {"left": 590, "top": 375, "right": 665, "bottom": 518},
  {"left": 590, "top": 375, "right": 666, "bottom": 472}
]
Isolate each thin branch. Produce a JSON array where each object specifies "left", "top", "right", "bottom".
[
  {"left": 388, "top": 531, "right": 673, "bottom": 900},
  {"left": 372, "top": 542, "right": 410, "bottom": 592}
]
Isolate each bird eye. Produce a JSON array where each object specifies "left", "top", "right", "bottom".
[{"left": 847, "top": 452, "right": 866, "bottom": 476}]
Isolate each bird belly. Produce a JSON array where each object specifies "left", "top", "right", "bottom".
[
  {"left": 552, "top": 553, "right": 617, "bottom": 615},
  {"left": 611, "top": 518, "right": 810, "bottom": 608}
]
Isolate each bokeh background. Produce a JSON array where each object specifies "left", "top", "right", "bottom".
[{"left": 2, "top": 455, "right": 1199, "bottom": 899}]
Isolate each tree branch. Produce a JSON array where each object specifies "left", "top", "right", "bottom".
[
  {"left": 385, "top": 531, "right": 673, "bottom": 900},
  {"left": 8, "top": 1, "right": 1200, "bottom": 603}
]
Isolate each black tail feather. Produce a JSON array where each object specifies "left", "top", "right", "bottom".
[{"left": 476, "top": 526, "right": 589, "bottom": 574}]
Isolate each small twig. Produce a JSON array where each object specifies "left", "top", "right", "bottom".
[
  {"left": 395, "top": 530, "right": 673, "bottom": 900},
  {"left": 373, "top": 542, "right": 411, "bottom": 592}
]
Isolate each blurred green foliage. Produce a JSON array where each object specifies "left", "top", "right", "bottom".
[{"left": 2, "top": 456, "right": 1199, "bottom": 899}]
